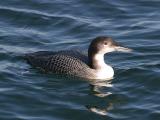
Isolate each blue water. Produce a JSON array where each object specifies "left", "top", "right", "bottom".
[{"left": 0, "top": 0, "right": 160, "bottom": 120}]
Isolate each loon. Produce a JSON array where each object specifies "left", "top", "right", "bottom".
[{"left": 25, "top": 36, "right": 132, "bottom": 80}]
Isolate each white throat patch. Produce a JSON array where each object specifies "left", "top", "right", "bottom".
[{"left": 94, "top": 54, "right": 114, "bottom": 79}]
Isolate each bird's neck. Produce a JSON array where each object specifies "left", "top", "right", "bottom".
[
  {"left": 88, "top": 53, "right": 114, "bottom": 79},
  {"left": 89, "top": 53, "right": 107, "bottom": 70}
]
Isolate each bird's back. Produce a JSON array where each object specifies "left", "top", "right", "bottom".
[{"left": 25, "top": 50, "right": 94, "bottom": 78}]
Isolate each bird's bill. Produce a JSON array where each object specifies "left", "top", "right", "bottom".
[{"left": 115, "top": 46, "right": 132, "bottom": 52}]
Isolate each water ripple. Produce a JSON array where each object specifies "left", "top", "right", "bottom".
[{"left": 0, "top": 0, "right": 160, "bottom": 120}]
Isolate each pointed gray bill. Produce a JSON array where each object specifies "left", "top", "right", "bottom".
[{"left": 115, "top": 46, "right": 132, "bottom": 52}]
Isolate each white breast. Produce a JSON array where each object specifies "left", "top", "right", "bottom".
[
  {"left": 96, "top": 64, "right": 114, "bottom": 79},
  {"left": 93, "top": 53, "right": 114, "bottom": 79}
]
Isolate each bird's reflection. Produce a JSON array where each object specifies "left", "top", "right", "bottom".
[
  {"left": 86, "top": 78, "right": 114, "bottom": 116},
  {"left": 89, "top": 78, "right": 113, "bottom": 97},
  {"left": 26, "top": 72, "right": 115, "bottom": 116},
  {"left": 86, "top": 103, "right": 113, "bottom": 116}
]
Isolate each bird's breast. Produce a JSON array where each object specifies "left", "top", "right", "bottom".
[{"left": 96, "top": 65, "right": 114, "bottom": 79}]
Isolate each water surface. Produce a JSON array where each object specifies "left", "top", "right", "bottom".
[{"left": 0, "top": 0, "right": 160, "bottom": 120}]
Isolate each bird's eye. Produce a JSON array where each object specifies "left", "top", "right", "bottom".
[{"left": 104, "top": 42, "right": 108, "bottom": 45}]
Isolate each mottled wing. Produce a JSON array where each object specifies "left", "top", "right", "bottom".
[
  {"left": 25, "top": 50, "right": 89, "bottom": 75},
  {"left": 44, "top": 54, "right": 88, "bottom": 75}
]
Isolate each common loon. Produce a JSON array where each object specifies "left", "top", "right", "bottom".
[{"left": 25, "top": 36, "right": 132, "bottom": 80}]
